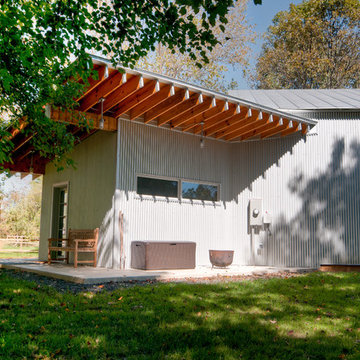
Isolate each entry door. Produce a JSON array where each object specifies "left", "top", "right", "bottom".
[{"left": 52, "top": 185, "right": 69, "bottom": 239}]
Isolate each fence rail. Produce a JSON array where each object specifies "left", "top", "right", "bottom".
[{"left": 0, "top": 238, "right": 39, "bottom": 253}]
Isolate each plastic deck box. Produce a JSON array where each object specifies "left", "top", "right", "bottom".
[{"left": 131, "top": 241, "right": 196, "bottom": 270}]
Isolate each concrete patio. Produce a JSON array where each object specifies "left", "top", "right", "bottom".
[{"left": 0, "top": 258, "right": 316, "bottom": 284}]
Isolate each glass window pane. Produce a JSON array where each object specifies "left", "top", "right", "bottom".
[
  {"left": 137, "top": 177, "right": 178, "bottom": 198},
  {"left": 182, "top": 182, "right": 218, "bottom": 201}
]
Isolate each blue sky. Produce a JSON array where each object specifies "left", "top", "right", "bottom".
[{"left": 230, "top": 0, "right": 303, "bottom": 89}]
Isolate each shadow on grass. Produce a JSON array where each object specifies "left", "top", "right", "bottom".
[{"left": 0, "top": 271, "right": 359, "bottom": 359}]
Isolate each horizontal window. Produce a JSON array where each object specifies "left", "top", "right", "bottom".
[
  {"left": 182, "top": 181, "right": 218, "bottom": 201},
  {"left": 137, "top": 176, "right": 178, "bottom": 198}
]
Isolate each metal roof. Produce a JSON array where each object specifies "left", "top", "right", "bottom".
[
  {"left": 91, "top": 55, "right": 317, "bottom": 126},
  {"left": 229, "top": 89, "right": 360, "bottom": 111}
]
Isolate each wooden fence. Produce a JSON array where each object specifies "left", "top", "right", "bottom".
[{"left": 0, "top": 236, "right": 39, "bottom": 253}]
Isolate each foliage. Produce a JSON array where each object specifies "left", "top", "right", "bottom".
[
  {"left": 0, "top": 0, "right": 254, "bottom": 170},
  {"left": 253, "top": 0, "right": 360, "bottom": 89},
  {"left": 137, "top": 1, "right": 255, "bottom": 92},
  {"left": 0, "top": 271, "right": 360, "bottom": 359},
  {"left": 0, "top": 177, "right": 42, "bottom": 239}
]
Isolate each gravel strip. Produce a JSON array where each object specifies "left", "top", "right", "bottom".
[{"left": 1, "top": 268, "right": 306, "bottom": 294}]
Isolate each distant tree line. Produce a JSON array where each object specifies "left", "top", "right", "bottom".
[{"left": 0, "top": 178, "right": 41, "bottom": 239}]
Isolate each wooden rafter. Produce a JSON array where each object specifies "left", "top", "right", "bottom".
[
  {"left": 205, "top": 107, "right": 248, "bottom": 137},
  {"left": 75, "top": 65, "right": 109, "bottom": 102},
  {"left": 78, "top": 71, "right": 125, "bottom": 112},
  {"left": 224, "top": 113, "right": 270, "bottom": 141},
  {"left": 281, "top": 121, "right": 300, "bottom": 137},
  {"left": 112, "top": 80, "right": 158, "bottom": 118},
  {"left": 157, "top": 92, "right": 200, "bottom": 126},
  {"left": 193, "top": 104, "right": 237, "bottom": 135},
  {"left": 241, "top": 116, "right": 280, "bottom": 141},
  {"left": 182, "top": 101, "right": 226, "bottom": 133},
  {"left": 102, "top": 75, "right": 141, "bottom": 113},
  {"left": 12, "top": 133, "right": 34, "bottom": 153},
  {"left": 301, "top": 123, "right": 308, "bottom": 134},
  {"left": 261, "top": 119, "right": 291, "bottom": 139},
  {"left": 214, "top": 110, "right": 260, "bottom": 139},
  {"left": 144, "top": 88, "right": 186, "bottom": 124},
  {"left": 130, "top": 84, "right": 172, "bottom": 120},
  {"left": 171, "top": 96, "right": 212, "bottom": 129}
]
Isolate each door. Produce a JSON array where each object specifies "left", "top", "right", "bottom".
[{"left": 51, "top": 184, "right": 69, "bottom": 258}]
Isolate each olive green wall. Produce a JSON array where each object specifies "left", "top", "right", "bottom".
[{"left": 38, "top": 131, "right": 117, "bottom": 264}]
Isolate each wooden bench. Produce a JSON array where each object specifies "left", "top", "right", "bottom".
[{"left": 48, "top": 228, "right": 99, "bottom": 268}]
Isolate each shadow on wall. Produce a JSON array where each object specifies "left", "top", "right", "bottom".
[
  {"left": 231, "top": 134, "right": 302, "bottom": 203},
  {"left": 267, "top": 138, "right": 360, "bottom": 267}
]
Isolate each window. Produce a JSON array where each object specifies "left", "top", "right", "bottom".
[
  {"left": 182, "top": 181, "right": 218, "bottom": 201},
  {"left": 137, "top": 175, "right": 220, "bottom": 201},
  {"left": 137, "top": 176, "right": 178, "bottom": 198}
]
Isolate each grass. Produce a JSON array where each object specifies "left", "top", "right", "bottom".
[
  {"left": 0, "top": 271, "right": 360, "bottom": 360},
  {"left": 0, "top": 243, "right": 38, "bottom": 259}
]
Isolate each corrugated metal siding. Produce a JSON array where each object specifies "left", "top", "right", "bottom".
[
  {"left": 117, "top": 112, "right": 360, "bottom": 268},
  {"left": 116, "top": 120, "right": 235, "bottom": 267},
  {"left": 233, "top": 115, "right": 360, "bottom": 267}
]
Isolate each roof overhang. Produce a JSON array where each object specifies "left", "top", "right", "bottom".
[{"left": 2, "top": 55, "right": 317, "bottom": 176}]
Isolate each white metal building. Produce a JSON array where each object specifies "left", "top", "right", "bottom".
[{"left": 7, "top": 56, "right": 359, "bottom": 269}]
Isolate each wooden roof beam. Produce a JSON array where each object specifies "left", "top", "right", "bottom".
[
  {"left": 157, "top": 92, "right": 200, "bottom": 127},
  {"left": 75, "top": 65, "right": 109, "bottom": 102},
  {"left": 171, "top": 95, "right": 213, "bottom": 129},
  {"left": 261, "top": 119, "right": 290, "bottom": 139},
  {"left": 182, "top": 100, "right": 226, "bottom": 133},
  {"left": 301, "top": 123, "right": 309, "bottom": 134},
  {"left": 214, "top": 109, "right": 261, "bottom": 139},
  {"left": 78, "top": 71, "right": 126, "bottom": 112},
  {"left": 102, "top": 75, "right": 142, "bottom": 113},
  {"left": 144, "top": 88, "right": 186, "bottom": 124},
  {"left": 193, "top": 103, "right": 237, "bottom": 135},
  {"left": 50, "top": 106, "right": 117, "bottom": 131},
  {"left": 11, "top": 133, "right": 34, "bottom": 153},
  {"left": 281, "top": 121, "right": 301, "bottom": 136},
  {"left": 240, "top": 115, "right": 280, "bottom": 141},
  {"left": 130, "top": 84, "right": 172, "bottom": 120},
  {"left": 112, "top": 79, "right": 159, "bottom": 118},
  {"left": 205, "top": 106, "right": 248, "bottom": 137},
  {"left": 3, "top": 154, "right": 47, "bottom": 175},
  {"left": 222, "top": 111, "right": 269, "bottom": 141}
]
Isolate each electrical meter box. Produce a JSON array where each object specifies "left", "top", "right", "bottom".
[{"left": 249, "top": 199, "right": 262, "bottom": 226}]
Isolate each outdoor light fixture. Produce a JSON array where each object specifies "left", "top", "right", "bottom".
[
  {"left": 200, "top": 121, "right": 205, "bottom": 149},
  {"left": 99, "top": 97, "right": 105, "bottom": 129}
]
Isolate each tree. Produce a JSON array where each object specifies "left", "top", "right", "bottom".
[
  {"left": 0, "top": 0, "right": 261, "bottom": 171},
  {"left": 0, "top": 177, "right": 42, "bottom": 239},
  {"left": 137, "top": 1, "right": 255, "bottom": 93},
  {"left": 253, "top": 0, "right": 360, "bottom": 89}
]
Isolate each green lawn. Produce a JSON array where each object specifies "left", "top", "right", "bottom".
[
  {"left": 0, "top": 244, "right": 38, "bottom": 259},
  {"left": 0, "top": 271, "right": 359, "bottom": 360}
]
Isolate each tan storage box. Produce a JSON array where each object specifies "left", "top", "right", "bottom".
[{"left": 131, "top": 241, "right": 196, "bottom": 270}]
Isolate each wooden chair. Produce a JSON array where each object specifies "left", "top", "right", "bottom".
[{"left": 48, "top": 228, "right": 99, "bottom": 268}]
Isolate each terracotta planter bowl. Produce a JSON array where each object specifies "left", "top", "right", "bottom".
[{"left": 209, "top": 250, "right": 234, "bottom": 268}]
